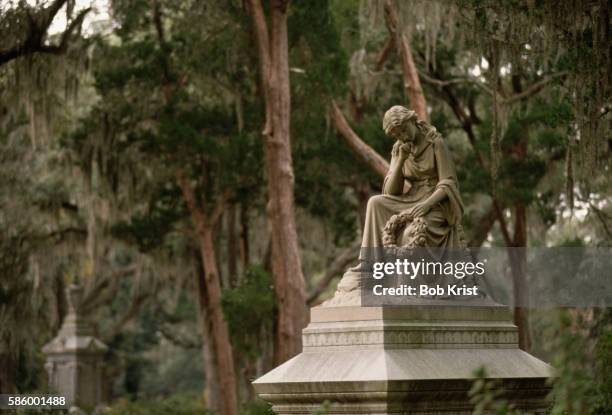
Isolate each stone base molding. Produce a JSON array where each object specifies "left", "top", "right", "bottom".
[{"left": 254, "top": 304, "right": 551, "bottom": 414}]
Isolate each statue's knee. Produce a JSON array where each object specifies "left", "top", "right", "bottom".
[{"left": 367, "top": 195, "right": 385, "bottom": 211}]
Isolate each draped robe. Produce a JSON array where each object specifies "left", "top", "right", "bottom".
[
  {"left": 361, "top": 135, "right": 464, "bottom": 250},
  {"left": 325, "top": 134, "right": 469, "bottom": 306}
]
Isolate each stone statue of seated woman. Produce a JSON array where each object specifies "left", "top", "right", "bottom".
[{"left": 324, "top": 105, "right": 469, "bottom": 306}]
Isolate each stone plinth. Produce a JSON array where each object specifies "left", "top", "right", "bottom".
[
  {"left": 253, "top": 302, "right": 551, "bottom": 414},
  {"left": 43, "top": 284, "right": 108, "bottom": 411}
]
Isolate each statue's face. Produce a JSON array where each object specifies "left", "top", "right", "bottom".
[{"left": 388, "top": 120, "right": 416, "bottom": 143}]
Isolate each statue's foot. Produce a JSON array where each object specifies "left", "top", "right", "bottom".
[
  {"left": 321, "top": 266, "right": 362, "bottom": 307},
  {"left": 336, "top": 267, "right": 361, "bottom": 293}
]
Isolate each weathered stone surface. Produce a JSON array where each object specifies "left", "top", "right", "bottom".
[
  {"left": 253, "top": 304, "right": 551, "bottom": 414},
  {"left": 328, "top": 105, "right": 470, "bottom": 306}
]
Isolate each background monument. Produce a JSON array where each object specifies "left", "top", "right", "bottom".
[{"left": 43, "top": 284, "right": 108, "bottom": 412}]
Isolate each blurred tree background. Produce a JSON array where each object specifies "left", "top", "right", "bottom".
[{"left": 0, "top": 0, "right": 610, "bottom": 414}]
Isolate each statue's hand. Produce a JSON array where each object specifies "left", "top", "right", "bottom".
[
  {"left": 411, "top": 201, "right": 431, "bottom": 217},
  {"left": 398, "top": 143, "right": 411, "bottom": 160},
  {"left": 392, "top": 141, "right": 411, "bottom": 160},
  {"left": 392, "top": 141, "right": 401, "bottom": 156}
]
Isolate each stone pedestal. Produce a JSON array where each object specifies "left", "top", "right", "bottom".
[
  {"left": 253, "top": 301, "right": 551, "bottom": 414},
  {"left": 43, "top": 284, "right": 108, "bottom": 411}
]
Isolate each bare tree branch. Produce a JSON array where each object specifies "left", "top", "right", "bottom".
[
  {"left": 502, "top": 72, "right": 568, "bottom": 105},
  {"left": 589, "top": 202, "right": 612, "bottom": 239},
  {"left": 374, "top": 36, "right": 395, "bottom": 71},
  {"left": 104, "top": 290, "right": 149, "bottom": 340},
  {"left": 383, "top": 0, "right": 428, "bottom": 121},
  {"left": 331, "top": 101, "right": 389, "bottom": 179},
  {"left": 246, "top": 0, "right": 273, "bottom": 135},
  {"left": 419, "top": 70, "right": 494, "bottom": 94},
  {"left": 0, "top": 1, "right": 91, "bottom": 66},
  {"left": 80, "top": 266, "right": 138, "bottom": 313},
  {"left": 468, "top": 205, "right": 497, "bottom": 247},
  {"left": 307, "top": 239, "right": 361, "bottom": 305},
  {"left": 158, "top": 323, "right": 202, "bottom": 349},
  {"left": 42, "top": 0, "right": 69, "bottom": 29},
  {"left": 419, "top": 68, "right": 567, "bottom": 106},
  {"left": 44, "top": 227, "right": 87, "bottom": 241}
]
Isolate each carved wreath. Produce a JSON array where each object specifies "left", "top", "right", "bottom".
[
  {"left": 382, "top": 210, "right": 468, "bottom": 249},
  {"left": 382, "top": 210, "right": 428, "bottom": 248}
]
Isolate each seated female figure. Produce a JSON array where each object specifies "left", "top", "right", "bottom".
[
  {"left": 364, "top": 105, "right": 464, "bottom": 250},
  {"left": 326, "top": 105, "right": 465, "bottom": 305}
]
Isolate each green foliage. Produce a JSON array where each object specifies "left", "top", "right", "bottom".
[
  {"left": 240, "top": 399, "right": 274, "bottom": 415},
  {"left": 310, "top": 400, "right": 333, "bottom": 415},
  {"left": 469, "top": 367, "right": 526, "bottom": 415},
  {"left": 111, "top": 185, "right": 184, "bottom": 253},
  {"left": 455, "top": 0, "right": 611, "bottom": 173},
  {"left": 469, "top": 309, "right": 612, "bottom": 415},
  {"left": 100, "top": 393, "right": 209, "bottom": 415},
  {"left": 294, "top": 135, "right": 360, "bottom": 245},
  {"left": 94, "top": 40, "right": 164, "bottom": 92},
  {"left": 544, "top": 310, "right": 612, "bottom": 415},
  {"left": 109, "top": 303, "right": 160, "bottom": 396},
  {"left": 101, "top": 395, "right": 276, "bottom": 415},
  {"left": 498, "top": 155, "right": 546, "bottom": 205},
  {"left": 328, "top": 0, "right": 361, "bottom": 52},
  {"left": 289, "top": 0, "right": 349, "bottom": 97},
  {"left": 288, "top": 0, "right": 367, "bottom": 245},
  {"left": 105, "top": 292, "right": 206, "bottom": 399},
  {"left": 533, "top": 190, "right": 557, "bottom": 227},
  {"left": 464, "top": 91, "right": 572, "bottom": 210},
  {"left": 458, "top": 152, "right": 491, "bottom": 196},
  {"left": 222, "top": 266, "right": 276, "bottom": 359},
  {"left": 593, "top": 329, "right": 612, "bottom": 413}
]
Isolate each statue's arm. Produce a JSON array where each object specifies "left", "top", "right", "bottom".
[
  {"left": 416, "top": 138, "right": 457, "bottom": 210},
  {"left": 382, "top": 142, "right": 406, "bottom": 195},
  {"left": 432, "top": 136, "right": 464, "bottom": 222},
  {"left": 423, "top": 137, "right": 458, "bottom": 208},
  {"left": 433, "top": 137, "right": 459, "bottom": 183},
  {"left": 423, "top": 188, "right": 447, "bottom": 207}
]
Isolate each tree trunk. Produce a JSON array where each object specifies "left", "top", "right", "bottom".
[
  {"left": 194, "top": 258, "right": 221, "bottom": 413},
  {"left": 509, "top": 74, "right": 531, "bottom": 352},
  {"left": 177, "top": 173, "right": 238, "bottom": 415},
  {"left": 249, "top": 0, "right": 307, "bottom": 364},
  {"left": 375, "top": 36, "right": 395, "bottom": 71},
  {"left": 349, "top": 89, "right": 365, "bottom": 123},
  {"left": 239, "top": 202, "right": 250, "bottom": 271},
  {"left": 0, "top": 350, "right": 16, "bottom": 393},
  {"left": 397, "top": 33, "right": 428, "bottom": 121},
  {"left": 268, "top": 0, "right": 308, "bottom": 363},
  {"left": 383, "top": 0, "right": 428, "bottom": 121},
  {"left": 198, "top": 228, "right": 238, "bottom": 415},
  {"left": 510, "top": 208, "right": 531, "bottom": 351},
  {"left": 226, "top": 205, "right": 238, "bottom": 288}
]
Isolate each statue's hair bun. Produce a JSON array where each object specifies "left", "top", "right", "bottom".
[{"left": 382, "top": 105, "right": 418, "bottom": 133}]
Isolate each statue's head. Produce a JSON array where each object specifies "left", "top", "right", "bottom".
[{"left": 382, "top": 105, "right": 419, "bottom": 143}]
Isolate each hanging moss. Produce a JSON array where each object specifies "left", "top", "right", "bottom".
[
  {"left": 358, "top": 0, "right": 609, "bottom": 189},
  {"left": 454, "top": 0, "right": 611, "bottom": 178}
]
